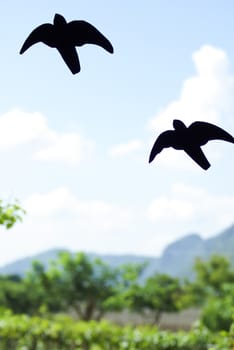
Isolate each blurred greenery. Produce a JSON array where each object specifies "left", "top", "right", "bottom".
[
  {"left": 0, "top": 311, "right": 232, "bottom": 350},
  {"left": 0, "top": 199, "right": 25, "bottom": 229},
  {"left": 127, "top": 274, "right": 185, "bottom": 324},
  {"left": 0, "top": 252, "right": 233, "bottom": 347}
]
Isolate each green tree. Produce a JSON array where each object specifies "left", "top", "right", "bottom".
[
  {"left": 24, "top": 252, "right": 145, "bottom": 320},
  {"left": 128, "top": 273, "right": 184, "bottom": 324},
  {"left": 179, "top": 278, "right": 207, "bottom": 308},
  {"left": 0, "top": 265, "right": 61, "bottom": 315},
  {"left": 201, "top": 283, "right": 234, "bottom": 331},
  {"left": 183, "top": 255, "right": 234, "bottom": 331},
  {"left": 0, "top": 199, "right": 25, "bottom": 229},
  {"left": 193, "top": 255, "right": 234, "bottom": 298},
  {"left": 0, "top": 275, "right": 31, "bottom": 314},
  {"left": 23, "top": 260, "right": 64, "bottom": 314}
]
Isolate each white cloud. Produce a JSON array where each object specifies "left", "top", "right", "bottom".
[
  {"left": 0, "top": 109, "right": 47, "bottom": 149},
  {"left": 23, "top": 187, "right": 134, "bottom": 232},
  {"left": 148, "top": 197, "right": 194, "bottom": 221},
  {"left": 0, "top": 187, "right": 138, "bottom": 266},
  {"left": 149, "top": 45, "right": 234, "bottom": 133},
  {"left": 35, "top": 132, "right": 93, "bottom": 165},
  {"left": 0, "top": 109, "right": 93, "bottom": 165},
  {"left": 109, "top": 140, "right": 142, "bottom": 157},
  {"left": 0, "top": 184, "right": 233, "bottom": 264},
  {"left": 147, "top": 183, "right": 234, "bottom": 236},
  {"left": 148, "top": 45, "right": 234, "bottom": 169}
]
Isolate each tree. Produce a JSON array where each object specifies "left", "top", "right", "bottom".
[
  {"left": 201, "top": 283, "right": 234, "bottom": 331},
  {"left": 179, "top": 279, "right": 207, "bottom": 308},
  {"left": 128, "top": 273, "right": 184, "bottom": 324},
  {"left": 193, "top": 255, "right": 234, "bottom": 298},
  {"left": 0, "top": 275, "right": 32, "bottom": 314},
  {"left": 0, "top": 199, "right": 25, "bottom": 229},
  {"left": 23, "top": 252, "right": 145, "bottom": 320},
  {"left": 23, "top": 260, "right": 64, "bottom": 314}
]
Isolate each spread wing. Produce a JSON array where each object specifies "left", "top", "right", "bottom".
[
  {"left": 184, "top": 145, "right": 210, "bottom": 170},
  {"left": 188, "top": 121, "right": 234, "bottom": 145},
  {"left": 67, "top": 20, "right": 114, "bottom": 53},
  {"left": 20, "top": 23, "right": 55, "bottom": 54},
  {"left": 149, "top": 130, "right": 177, "bottom": 163},
  {"left": 57, "top": 46, "right": 81, "bottom": 74}
]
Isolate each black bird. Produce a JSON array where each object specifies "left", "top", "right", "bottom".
[
  {"left": 20, "top": 13, "right": 114, "bottom": 74},
  {"left": 149, "top": 119, "right": 234, "bottom": 170}
]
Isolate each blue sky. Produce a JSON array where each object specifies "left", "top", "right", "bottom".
[{"left": 0, "top": 1, "right": 233, "bottom": 265}]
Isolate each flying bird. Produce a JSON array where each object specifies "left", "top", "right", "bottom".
[
  {"left": 20, "top": 13, "right": 114, "bottom": 74},
  {"left": 149, "top": 119, "right": 234, "bottom": 170}
]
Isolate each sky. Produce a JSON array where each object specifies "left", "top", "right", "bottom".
[{"left": 0, "top": 1, "right": 233, "bottom": 265}]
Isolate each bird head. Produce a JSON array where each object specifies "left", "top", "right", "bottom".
[
  {"left": 53, "top": 14, "right": 67, "bottom": 26},
  {"left": 173, "top": 119, "right": 186, "bottom": 130}
]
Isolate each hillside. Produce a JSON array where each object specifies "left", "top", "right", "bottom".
[{"left": 0, "top": 224, "right": 233, "bottom": 278}]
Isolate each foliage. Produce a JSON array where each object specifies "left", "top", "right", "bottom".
[
  {"left": 179, "top": 279, "right": 207, "bottom": 308},
  {"left": 0, "top": 199, "right": 25, "bottom": 229},
  {"left": 1, "top": 252, "right": 234, "bottom": 333},
  {"left": 20, "top": 252, "right": 145, "bottom": 320},
  {"left": 193, "top": 255, "right": 234, "bottom": 298},
  {"left": 0, "top": 311, "right": 232, "bottom": 350},
  {"left": 23, "top": 261, "right": 64, "bottom": 314},
  {"left": 128, "top": 274, "right": 185, "bottom": 324},
  {"left": 0, "top": 278, "right": 29, "bottom": 314},
  {"left": 201, "top": 283, "right": 234, "bottom": 331}
]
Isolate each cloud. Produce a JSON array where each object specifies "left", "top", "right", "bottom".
[
  {"left": 109, "top": 140, "right": 143, "bottom": 157},
  {"left": 149, "top": 45, "right": 234, "bottom": 133},
  {"left": 0, "top": 109, "right": 93, "bottom": 165},
  {"left": 35, "top": 132, "right": 93, "bottom": 165},
  {"left": 0, "top": 184, "right": 233, "bottom": 264},
  {"left": 147, "top": 183, "right": 234, "bottom": 236},
  {"left": 148, "top": 197, "right": 194, "bottom": 221},
  {"left": 0, "top": 109, "right": 47, "bottom": 149},
  {"left": 0, "top": 187, "right": 138, "bottom": 265},
  {"left": 23, "top": 187, "right": 134, "bottom": 232}
]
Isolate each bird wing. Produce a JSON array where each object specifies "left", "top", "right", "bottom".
[
  {"left": 183, "top": 145, "right": 210, "bottom": 170},
  {"left": 149, "top": 131, "right": 177, "bottom": 163},
  {"left": 189, "top": 121, "right": 234, "bottom": 145},
  {"left": 67, "top": 20, "right": 114, "bottom": 53},
  {"left": 20, "top": 24, "right": 55, "bottom": 54},
  {"left": 57, "top": 45, "right": 81, "bottom": 74}
]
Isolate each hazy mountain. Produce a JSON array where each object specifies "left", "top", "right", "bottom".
[
  {"left": 0, "top": 224, "right": 233, "bottom": 278},
  {"left": 0, "top": 249, "right": 69, "bottom": 276},
  {"left": 158, "top": 233, "right": 205, "bottom": 277}
]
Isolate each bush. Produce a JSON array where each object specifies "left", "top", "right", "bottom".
[
  {"left": 0, "top": 311, "right": 232, "bottom": 350},
  {"left": 201, "top": 297, "right": 234, "bottom": 331}
]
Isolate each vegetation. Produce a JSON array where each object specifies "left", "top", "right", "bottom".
[
  {"left": 193, "top": 255, "right": 234, "bottom": 297},
  {"left": 0, "top": 310, "right": 232, "bottom": 350},
  {"left": 188, "top": 255, "right": 234, "bottom": 331},
  {"left": 128, "top": 274, "right": 185, "bottom": 324},
  {"left": 0, "top": 252, "right": 233, "bottom": 348},
  {"left": 0, "top": 199, "right": 25, "bottom": 229}
]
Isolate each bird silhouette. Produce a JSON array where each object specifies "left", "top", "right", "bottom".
[
  {"left": 20, "top": 13, "right": 114, "bottom": 74},
  {"left": 149, "top": 119, "right": 234, "bottom": 170}
]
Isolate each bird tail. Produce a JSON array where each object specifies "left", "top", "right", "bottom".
[
  {"left": 57, "top": 46, "right": 80, "bottom": 74},
  {"left": 184, "top": 146, "right": 211, "bottom": 170}
]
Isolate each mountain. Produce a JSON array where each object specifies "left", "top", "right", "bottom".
[
  {"left": 158, "top": 233, "right": 205, "bottom": 277},
  {"left": 0, "top": 250, "right": 159, "bottom": 280},
  {"left": 0, "top": 249, "right": 69, "bottom": 276},
  {"left": 205, "top": 224, "right": 234, "bottom": 259},
  {"left": 157, "top": 224, "right": 234, "bottom": 277},
  {"left": 0, "top": 224, "right": 234, "bottom": 278}
]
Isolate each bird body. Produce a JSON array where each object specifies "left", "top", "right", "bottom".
[
  {"left": 149, "top": 119, "right": 234, "bottom": 170},
  {"left": 20, "top": 14, "right": 114, "bottom": 74}
]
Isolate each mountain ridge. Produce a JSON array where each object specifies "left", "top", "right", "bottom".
[{"left": 1, "top": 224, "right": 234, "bottom": 278}]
